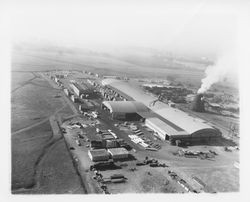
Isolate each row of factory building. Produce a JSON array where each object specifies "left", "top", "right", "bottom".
[
  {"left": 88, "top": 148, "right": 129, "bottom": 162},
  {"left": 69, "top": 82, "right": 94, "bottom": 98},
  {"left": 87, "top": 128, "right": 130, "bottom": 162}
]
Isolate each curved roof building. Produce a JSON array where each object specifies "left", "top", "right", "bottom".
[
  {"left": 101, "top": 79, "right": 221, "bottom": 142},
  {"left": 102, "top": 101, "right": 149, "bottom": 114}
]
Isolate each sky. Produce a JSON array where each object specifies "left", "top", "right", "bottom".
[{"left": 4, "top": 0, "right": 247, "bottom": 57}]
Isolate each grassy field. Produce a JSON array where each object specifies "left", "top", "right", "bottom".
[
  {"left": 12, "top": 45, "right": 238, "bottom": 92},
  {"left": 11, "top": 121, "right": 53, "bottom": 190},
  {"left": 11, "top": 77, "right": 62, "bottom": 132},
  {"left": 180, "top": 166, "right": 239, "bottom": 192},
  {"left": 11, "top": 69, "right": 84, "bottom": 193},
  {"left": 12, "top": 123, "right": 85, "bottom": 193},
  {"left": 26, "top": 139, "right": 85, "bottom": 194},
  {"left": 12, "top": 48, "right": 205, "bottom": 86},
  {"left": 11, "top": 72, "right": 35, "bottom": 90}
]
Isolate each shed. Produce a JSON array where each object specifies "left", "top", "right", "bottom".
[
  {"left": 108, "top": 148, "right": 129, "bottom": 160},
  {"left": 88, "top": 149, "right": 110, "bottom": 162}
]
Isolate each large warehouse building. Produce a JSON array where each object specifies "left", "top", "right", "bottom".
[
  {"left": 102, "top": 101, "right": 149, "bottom": 120},
  {"left": 70, "top": 82, "right": 93, "bottom": 97},
  {"left": 101, "top": 79, "right": 221, "bottom": 144}
]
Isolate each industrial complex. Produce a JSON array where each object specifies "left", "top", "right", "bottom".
[
  {"left": 12, "top": 65, "right": 239, "bottom": 194},
  {"left": 47, "top": 69, "right": 237, "bottom": 194},
  {"left": 11, "top": 2, "right": 241, "bottom": 194},
  {"left": 100, "top": 79, "right": 221, "bottom": 145}
]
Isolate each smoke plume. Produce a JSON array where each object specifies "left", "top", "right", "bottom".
[{"left": 197, "top": 52, "right": 236, "bottom": 94}]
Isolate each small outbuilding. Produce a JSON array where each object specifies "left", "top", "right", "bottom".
[
  {"left": 88, "top": 149, "right": 110, "bottom": 162},
  {"left": 108, "top": 148, "right": 129, "bottom": 160}
]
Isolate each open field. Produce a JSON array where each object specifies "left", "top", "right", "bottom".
[
  {"left": 11, "top": 75, "right": 63, "bottom": 132},
  {"left": 12, "top": 49, "right": 205, "bottom": 86},
  {"left": 11, "top": 68, "right": 84, "bottom": 193},
  {"left": 24, "top": 139, "right": 85, "bottom": 194},
  {"left": 11, "top": 72, "right": 36, "bottom": 90},
  {"left": 179, "top": 166, "right": 239, "bottom": 192},
  {"left": 12, "top": 123, "right": 85, "bottom": 194},
  {"left": 12, "top": 44, "right": 239, "bottom": 90},
  {"left": 12, "top": 121, "right": 53, "bottom": 190}
]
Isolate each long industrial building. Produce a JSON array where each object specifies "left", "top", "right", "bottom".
[
  {"left": 70, "top": 82, "right": 93, "bottom": 97},
  {"left": 101, "top": 79, "right": 221, "bottom": 144},
  {"left": 102, "top": 101, "right": 149, "bottom": 120}
]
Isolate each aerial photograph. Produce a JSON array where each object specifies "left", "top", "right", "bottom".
[{"left": 8, "top": 0, "right": 246, "bottom": 197}]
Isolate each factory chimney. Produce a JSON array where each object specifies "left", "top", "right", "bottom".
[{"left": 191, "top": 94, "right": 205, "bottom": 112}]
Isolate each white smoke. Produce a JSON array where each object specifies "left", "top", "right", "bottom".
[{"left": 197, "top": 51, "right": 237, "bottom": 94}]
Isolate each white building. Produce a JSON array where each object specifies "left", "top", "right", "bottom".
[
  {"left": 88, "top": 149, "right": 110, "bottom": 162},
  {"left": 108, "top": 148, "right": 129, "bottom": 160}
]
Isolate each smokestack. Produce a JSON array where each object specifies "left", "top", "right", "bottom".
[{"left": 192, "top": 93, "right": 205, "bottom": 112}]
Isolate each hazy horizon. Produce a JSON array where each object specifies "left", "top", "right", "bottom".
[{"left": 9, "top": 0, "right": 242, "bottom": 58}]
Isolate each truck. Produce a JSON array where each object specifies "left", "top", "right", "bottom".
[{"left": 108, "top": 129, "right": 118, "bottom": 139}]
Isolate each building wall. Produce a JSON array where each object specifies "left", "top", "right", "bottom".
[
  {"left": 169, "top": 135, "right": 221, "bottom": 144},
  {"left": 111, "top": 112, "right": 142, "bottom": 121},
  {"left": 112, "top": 112, "right": 126, "bottom": 120},
  {"left": 112, "top": 154, "right": 128, "bottom": 160},
  {"left": 109, "top": 152, "right": 128, "bottom": 160},
  {"left": 145, "top": 119, "right": 167, "bottom": 140},
  {"left": 88, "top": 150, "right": 109, "bottom": 162},
  {"left": 72, "top": 84, "right": 81, "bottom": 96},
  {"left": 108, "top": 149, "right": 129, "bottom": 160}
]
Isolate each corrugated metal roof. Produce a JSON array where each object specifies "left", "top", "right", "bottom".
[
  {"left": 102, "top": 101, "right": 149, "bottom": 114},
  {"left": 146, "top": 117, "right": 188, "bottom": 136},
  {"left": 108, "top": 148, "right": 129, "bottom": 155},
  {"left": 106, "top": 85, "right": 134, "bottom": 101},
  {"left": 102, "top": 79, "right": 156, "bottom": 104},
  {"left": 153, "top": 107, "right": 214, "bottom": 134}
]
